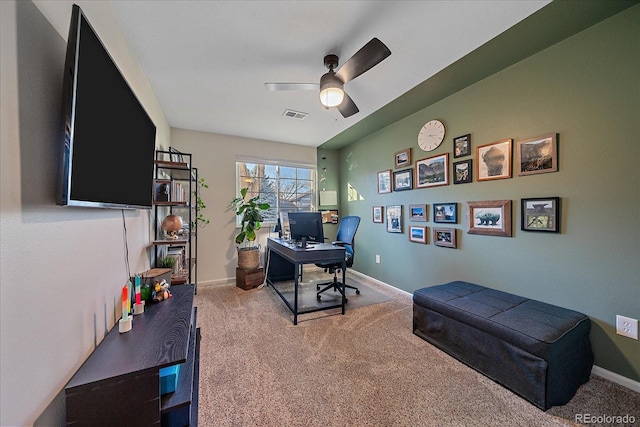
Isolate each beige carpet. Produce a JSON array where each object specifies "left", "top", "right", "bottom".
[{"left": 194, "top": 273, "right": 640, "bottom": 426}]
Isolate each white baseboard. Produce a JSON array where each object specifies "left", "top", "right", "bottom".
[
  {"left": 350, "top": 269, "right": 640, "bottom": 394},
  {"left": 592, "top": 365, "right": 640, "bottom": 393}
]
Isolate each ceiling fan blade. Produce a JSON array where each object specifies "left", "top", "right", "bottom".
[
  {"left": 337, "top": 92, "right": 359, "bottom": 118},
  {"left": 264, "top": 83, "right": 318, "bottom": 91},
  {"left": 335, "top": 38, "right": 391, "bottom": 84}
]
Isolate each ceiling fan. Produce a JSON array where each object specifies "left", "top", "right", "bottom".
[{"left": 265, "top": 38, "right": 391, "bottom": 118}]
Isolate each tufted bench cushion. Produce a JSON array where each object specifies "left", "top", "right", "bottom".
[{"left": 413, "top": 281, "right": 593, "bottom": 410}]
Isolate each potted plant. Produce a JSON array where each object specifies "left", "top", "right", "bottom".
[
  {"left": 230, "top": 187, "right": 270, "bottom": 270},
  {"left": 192, "top": 177, "right": 210, "bottom": 229}
]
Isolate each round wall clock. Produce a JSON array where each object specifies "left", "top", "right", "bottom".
[{"left": 418, "top": 119, "right": 446, "bottom": 151}]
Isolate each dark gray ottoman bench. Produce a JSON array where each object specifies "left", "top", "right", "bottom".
[{"left": 413, "top": 281, "right": 593, "bottom": 410}]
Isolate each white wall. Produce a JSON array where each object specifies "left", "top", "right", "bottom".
[
  {"left": 171, "top": 128, "right": 317, "bottom": 283},
  {"left": 0, "top": 1, "right": 171, "bottom": 425}
]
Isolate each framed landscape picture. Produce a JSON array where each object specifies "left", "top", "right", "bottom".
[
  {"left": 377, "top": 170, "right": 392, "bottom": 194},
  {"left": 434, "top": 227, "right": 456, "bottom": 248},
  {"left": 415, "top": 153, "right": 449, "bottom": 189},
  {"left": 394, "top": 148, "right": 411, "bottom": 168},
  {"left": 433, "top": 202, "right": 457, "bottom": 224},
  {"left": 409, "top": 204, "right": 427, "bottom": 221},
  {"left": 409, "top": 226, "right": 427, "bottom": 244},
  {"left": 516, "top": 133, "right": 558, "bottom": 176},
  {"left": 521, "top": 197, "right": 560, "bottom": 233},
  {"left": 467, "top": 200, "right": 512, "bottom": 237},
  {"left": 386, "top": 205, "right": 403, "bottom": 233},
  {"left": 453, "top": 159, "right": 472, "bottom": 184},
  {"left": 393, "top": 168, "right": 413, "bottom": 191},
  {"left": 372, "top": 206, "right": 384, "bottom": 223},
  {"left": 477, "top": 139, "right": 512, "bottom": 181}
]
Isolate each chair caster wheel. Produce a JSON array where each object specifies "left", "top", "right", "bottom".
[{"left": 356, "top": 290, "right": 360, "bottom": 295}]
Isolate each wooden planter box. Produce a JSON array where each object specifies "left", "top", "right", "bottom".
[{"left": 236, "top": 267, "right": 264, "bottom": 290}]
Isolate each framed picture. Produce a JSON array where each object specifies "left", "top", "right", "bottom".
[
  {"left": 516, "top": 133, "right": 558, "bottom": 176},
  {"left": 386, "top": 205, "right": 403, "bottom": 233},
  {"left": 321, "top": 210, "right": 339, "bottom": 224},
  {"left": 434, "top": 227, "right": 457, "bottom": 248},
  {"left": 372, "top": 206, "right": 384, "bottom": 223},
  {"left": 521, "top": 197, "right": 560, "bottom": 233},
  {"left": 467, "top": 200, "right": 512, "bottom": 237},
  {"left": 453, "top": 159, "right": 472, "bottom": 184},
  {"left": 433, "top": 202, "right": 457, "bottom": 224},
  {"left": 476, "top": 139, "right": 512, "bottom": 181},
  {"left": 377, "top": 170, "right": 392, "bottom": 194},
  {"left": 393, "top": 168, "right": 413, "bottom": 191},
  {"left": 409, "top": 204, "right": 427, "bottom": 221},
  {"left": 415, "top": 153, "right": 449, "bottom": 189},
  {"left": 409, "top": 226, "right": 427, "bottom": 244},
  {"left": 169, "top": 146, "right": 184, "bottom": 163},
  {"left": 394, "top": 148, "right": 411, "bottom": 168},
  {"left": 453, "top": 134, "right": 471, "bottom": 158}
]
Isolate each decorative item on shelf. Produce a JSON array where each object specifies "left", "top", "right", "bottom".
[
  {"left": 162, "top": 214, "right": 183, "bottom": 239},
  {"left": 119, "top": 284, "right": 132, "bottom": 333},
  {"left": 230, "top": 187, "right": 271, "bottom": 270},
  {"left": 152, "top": 279, "right": 171, "bottom": 303}
]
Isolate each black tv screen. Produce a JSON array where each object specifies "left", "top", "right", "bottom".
[{"left": 59, "top": 4, "right": 156, "bottom": 209}]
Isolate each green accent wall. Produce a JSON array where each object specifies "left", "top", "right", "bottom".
[{"left": 327, "top": 6, "right": 640, "bottom": 381}]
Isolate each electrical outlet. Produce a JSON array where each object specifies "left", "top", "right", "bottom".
[
  {"left": 616, "top": 315, "right": 638, "bottom": 340},
  {"left": 375, "top": 254, "right": 380, "bottom": 264}
]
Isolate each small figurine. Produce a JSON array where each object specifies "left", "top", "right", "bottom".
[{"left": 152, "top": 279, "right": 172, "bottom": 303}]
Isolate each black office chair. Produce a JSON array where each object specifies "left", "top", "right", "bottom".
[{"left": 316, "top": 216, "right": 361, "bottom": 302}]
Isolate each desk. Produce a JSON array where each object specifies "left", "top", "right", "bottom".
[{"left": 266, "top": 237, "right": 346, "bottom": 325}]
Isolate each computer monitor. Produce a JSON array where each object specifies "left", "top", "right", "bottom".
[{"left": 288, "top": 211, "right": 325, "bottom": 243}]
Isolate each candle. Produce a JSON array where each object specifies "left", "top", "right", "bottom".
[
  {"left": 121, "top": 285, "right": 128, "bottom": 321},
  {"left": 135, "top": 275, "right": 141, "bottom": 305},
  {"left": 127, "top": 280, "right": 132, "bottom": 314}
]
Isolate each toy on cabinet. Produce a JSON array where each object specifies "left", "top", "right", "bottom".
[{"left": 152, "top": 279, "right": 172, "bottom": 303}]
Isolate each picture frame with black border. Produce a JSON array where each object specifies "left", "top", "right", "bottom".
[
  {"left": 434, "top": 227, "right": 456, "bottom": 248},
  {"left": 433, "top": 202, "right": 457, "bottom": 224},
  {"left": 393, "top": 168, "right": 413, "bottom": 191},
  {"left": 521, "top": 197, "right": 560, "bottom": 233},
  {"left": 386, "top": 205, "right": 403, "bottom": 233},
  {"left": 409, "top": 226, "right": 427, "bottom": 244},
  {"left": 453, "top": 134, "right": 471, "bottom": 158},
  {"left": 453, "top": 159, "right": 472, "bottom": 184},
  {"left": 467, "top": 200, "right": 512, "bottom": 237},
  {"left": 409, "top": 204, "right": 427, "bottom": 221},
  {"left": 394, "top": 148, "right": 411, "bottom": 168},
  {"left": 372, "top": 206, "right": 384, "bottom": 223}
]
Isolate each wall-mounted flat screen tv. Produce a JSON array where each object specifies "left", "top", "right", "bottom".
[{"left": 58, "top": 4, "right": 156, "bottom": 209}]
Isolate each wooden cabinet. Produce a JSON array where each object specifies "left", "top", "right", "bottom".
[
  {"left": 153, "top": 151, "right": 198, "bottom": 288},
  {"left": 65, "top": 285, "right": 200, "bottom": 426}
]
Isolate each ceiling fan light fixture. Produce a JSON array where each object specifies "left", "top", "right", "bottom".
[{"left": 319, "top": 72, "right": 344, "bottom": 107}]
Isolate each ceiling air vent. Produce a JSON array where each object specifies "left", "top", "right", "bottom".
[{"left": 282, "top": 109, "right": 308, "bottom": 120}]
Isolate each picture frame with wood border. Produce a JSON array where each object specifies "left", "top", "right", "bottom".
[
  {"left": 467, "top": 200, "right": 512, "bottom": 237},
  {"left": 476, "top": 139, "right": 512, "bottom": 181},
  {"left": 409, "top": 226, "right": 428, "bottom": 244},
  {"left": 434, "top": 227, "right": 456, "bottom": 248},
  {"left": 515, "top": 133, "right": 558, "bottom": 176},
  {"left": 415, "top": 153, "right": 449, "bottom": 189},
  {"left": 394, "top": 148, "right": 411, "bottom": 168},
  {"left": 377, "top": 170, "right": 392, "bottom": 194},
  {"left": 386, "top": 205, "right": 403, "bottom": 233}
]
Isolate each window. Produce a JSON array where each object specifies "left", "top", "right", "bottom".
[{"left": 236, "top": 160, "right": 317, "bottom": 224}]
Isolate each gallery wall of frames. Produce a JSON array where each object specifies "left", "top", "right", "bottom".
[{"left": 373, "top": 132, "right": 560, "bottom": 249}]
